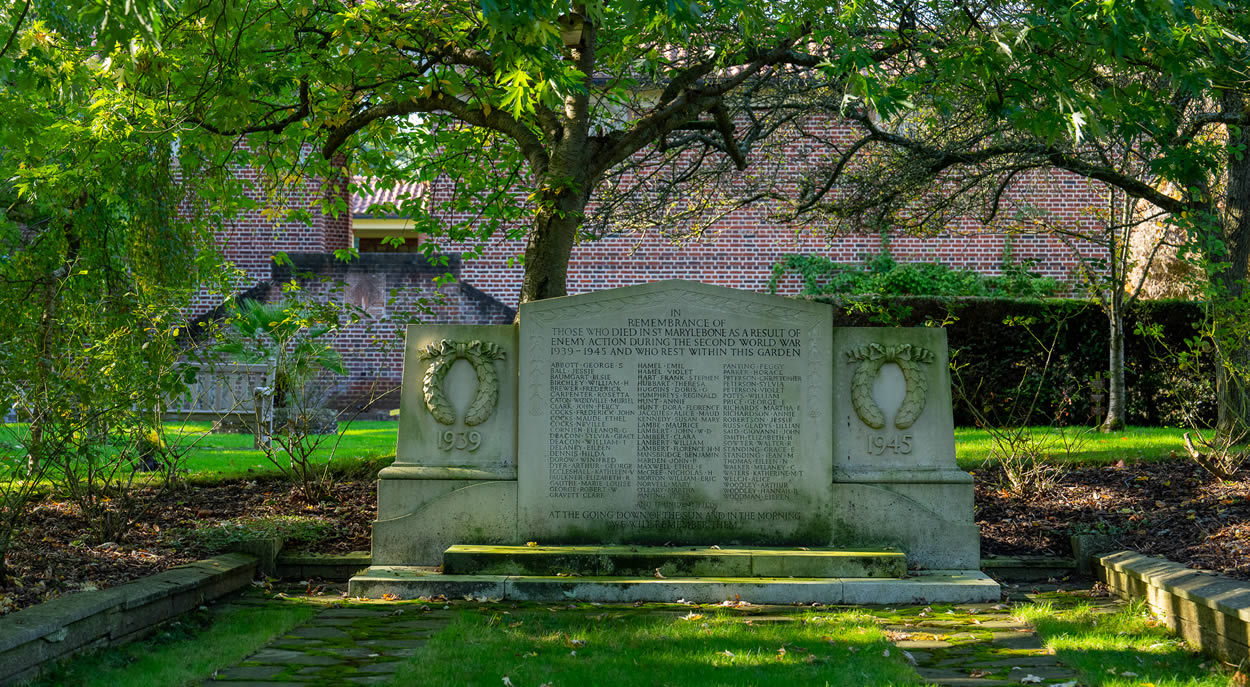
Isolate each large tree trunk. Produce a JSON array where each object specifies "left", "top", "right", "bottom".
[
  {"left": 517, "top": 188, "right": 591, "bottom": 305},
  {"left": 1213, "top": 90, "right": 1250, "bottom": 441},
  {"left": 516, "top": 6, "right": 597, "bottom": 308}
]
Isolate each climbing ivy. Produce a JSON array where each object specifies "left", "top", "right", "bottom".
[{"left": 768, "top": 248, "right": 1061, "bottom": 299}]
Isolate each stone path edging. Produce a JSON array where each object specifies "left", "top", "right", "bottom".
[
  {"left": 0, "top": 553, "right": 257, "bottom": 686},
  {"left": 1096, "top": 549, "right": 1250, "bottom": 664}
]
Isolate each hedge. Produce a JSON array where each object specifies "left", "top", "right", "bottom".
[{"left": 811, "top": 296, "right": 1211, "bottom": 427}]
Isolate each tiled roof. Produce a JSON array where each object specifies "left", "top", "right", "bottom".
[{"left": 351, "top": 177, "right": 429, "bottom": 218}]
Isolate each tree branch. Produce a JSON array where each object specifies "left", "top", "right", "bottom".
[
  {"left": 192, "top": 81, "right": 312, "bottom": 137},
  {"left": 845, "top": 112, "right": 1192, "bottom": 216},
  {"left": 320, "top": 92, "right": 549, "bottom": 176},
  {"left": 712, "top": 104, "right": 746, "bottom": 170},
  {"left": 1173, "top": 110, "right": 1246, "bottom": 146},
  {"left": 0, "top": 0, "right": 30, "bottom": 62},
  {"left": 591, "top": 33, "right": 811, "bottom": 179}
]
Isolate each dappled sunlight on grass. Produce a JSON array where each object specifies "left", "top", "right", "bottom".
[
  {"left": 1016, "top": 601, "right": 1230, "bottom": 687},
  {"left": 174, "top": 420, "right": 397, "bottom": 480},
  {"left": 954, "top": 426, "right": 1195, "bottom": 470},
  {"left": 27, "top": 594, "right": 319, "bottom": 687},
  {"left": 393, "top": 607, "right": 920, "bottom": 686}
]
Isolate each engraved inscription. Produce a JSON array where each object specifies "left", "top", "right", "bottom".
[
  {"left": 541, "top": 318, "right": 804, "bottom": 519},
  {"left": 547, "top": 362, "right": 635, "bottom": 500},
  {"left": 518, "top": 283, "right": 835, "bottom": 542},
  {"left": 438, "top": 430, "right": 482, "bottom": 452},
  {"left": 866, "top": 433, "right": 913, "bottom": 456},
  {"left": 636, "top": 361, "right": 719, "bottom": 504}
]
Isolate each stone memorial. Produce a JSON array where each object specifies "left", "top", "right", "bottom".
[
  {"left": 518, "top": 282, "right": 833, "bottom": 544},
  {"left": 354, "top": 280, "right": 996, "bottom": 603}
]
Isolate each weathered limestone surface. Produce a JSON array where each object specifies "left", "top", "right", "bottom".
[
  {"left": 1097, "top": 550, "right": 1250, "bottom": 664},
  {"left": 346, "top": 567, "right": 1002, "bottom": 604},
  {"left": 364, "top": 280, "right": 988, "bottom": 595},
  {"left": 373, "top": 324, "right": 518, "bottom": 565},
  {"left": 518, "top": 280, "right": 833, "bottom": 544},
  {"left": 441, "top": 544, "right": 906, "bottom": 578},
  {"left": 830, "top": 327, "right": 979, "bottom": 569},
  {"left": 372, "top": 481, "right": 518, "bottom": 566},
  {"left": 385, "top": 324, "right": 518, "bottom": 480}
]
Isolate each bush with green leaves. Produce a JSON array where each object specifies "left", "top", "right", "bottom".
[
  {"left": 215, "top": 299, "right": 352, "bottom": 502},
  {"left": 815, "top": 296, "right": 1210, "bottom": 427},
  {"left": 174, "top": 515, "right": 337, "bottom": 554},
  {"left": 769, "top": 247, "right": 1061, "bottom": 299},
  {"left": 0, "top": 2, "right": 241, "bottom": 575}
]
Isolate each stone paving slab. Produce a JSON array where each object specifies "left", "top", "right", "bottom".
[
  {"left": 889, "top": 594, "right": 1105, "bottom": 687},
  {"left": 205, "top": 605, "right": 451, "bottom": 686}
]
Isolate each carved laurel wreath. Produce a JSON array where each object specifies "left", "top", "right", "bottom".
[
  {"left": 844, "top": 343, "right": 935, "bottom": 430},
  {"left": 417, "top": 339, "right": 505, "bottom": 426}
]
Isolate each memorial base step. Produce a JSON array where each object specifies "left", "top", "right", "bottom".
[
  {"left": 441, "top": 544, "right": 907, "bottom": 579},
  {"left": 347, "top": 567, "right": 1001, "bottom": 605}
]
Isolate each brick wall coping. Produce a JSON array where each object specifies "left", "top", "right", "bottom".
[
  {"left": 1095, "top": 550, "right": 1250, "bottom": 664},
  {"left": 0, "top": 553, "right": 257, "bottom": 686}
]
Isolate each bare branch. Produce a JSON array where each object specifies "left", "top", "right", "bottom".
[{"left": 712, "top": 104, "right": 747, "bottom": 171}]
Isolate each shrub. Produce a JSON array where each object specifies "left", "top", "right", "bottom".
[
  {"left": 811, "top": 296, "right": 1209, "bottom": 427},
  {"left": 769, "top": 250, "right": 1062, "bottom": 299},
  {"left": 173, "top": 514, "right": 336, "bottom": 554}
]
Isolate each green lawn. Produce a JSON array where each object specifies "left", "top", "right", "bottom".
[
  {"left": 392, "top": 606, "right": 921, "bottom": 687},
  {"left": 165, "top": 420, "right": 397, "bottom": 481},
  {"left": 1018, "top": 600, "right": 1230, "bottom": 687},
  {"left": 33, "top": 598, "right": 1233, "bottom": 687},
  {"left": 3, "top": 421, "right": 1195, "bottom": 482},
  {"left": 0, "top": 420, "right": 398, "bottom": 483},
  {"left": 954, "top": 426, "right": 1191, "bottom": 471}
]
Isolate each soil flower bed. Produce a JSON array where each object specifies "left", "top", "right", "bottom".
[{"left": 2, "top": 457, "right": 1247, "bottom": 616}]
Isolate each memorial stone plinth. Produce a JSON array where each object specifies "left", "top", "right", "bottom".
[
  {"left": 517, "top": 280, "right": 833, "bottom": 544},
  {"left": 365, "top": 280, "right": 984, "bottom": 577}
]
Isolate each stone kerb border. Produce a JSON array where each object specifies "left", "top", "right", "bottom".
[
  {"left": 1095, "top": 550, "right": 1250, "bottom": 665},
  {"left": 0, "top": 553, "right": 256, "bottom": 686}
]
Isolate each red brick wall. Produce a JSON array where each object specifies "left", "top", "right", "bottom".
[
  {"left": 193, "top": 122, "right": 1107, "bottom": 410},
  {"left": 264, "top": 253, "right": 514, "bottom": 413},
  {"left": 453, "top": 165, "right": 1105, "bottom": 307},
  {"left": 191, "top": 160, "right": 352, "bottom": 314}
]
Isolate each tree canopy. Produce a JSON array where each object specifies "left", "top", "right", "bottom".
[
  {"left": 781, "top": 0, "right": 1250, "bottom": 439},
  {"left": 118, "top": 0, "right": 944, "bottom": 303}
]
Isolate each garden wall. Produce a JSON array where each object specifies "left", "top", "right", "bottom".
[{"left": 230, "top": 252, "right": 516, "bottom": 414}]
